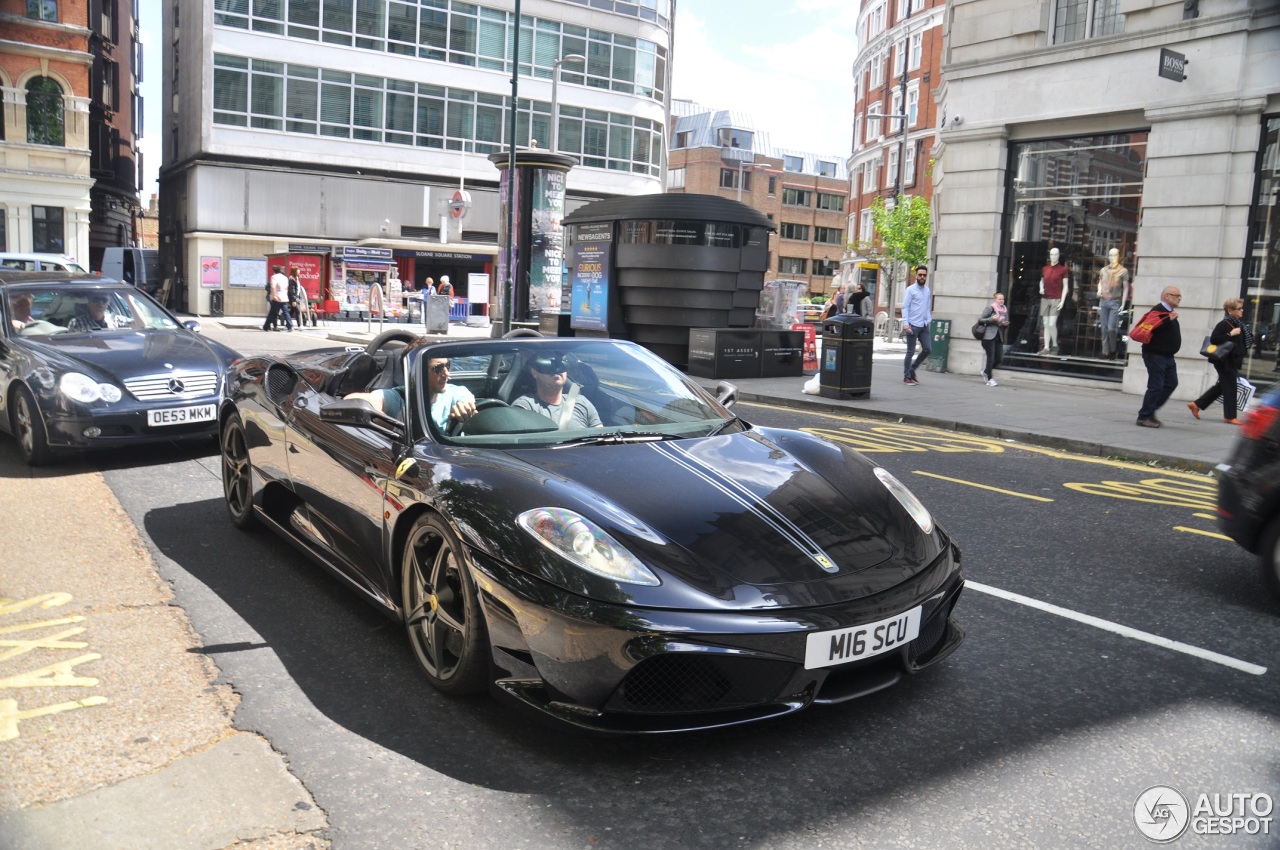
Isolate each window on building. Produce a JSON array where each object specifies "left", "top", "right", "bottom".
[
  {"left": 717, "top": 127, "right": 753, "bottom": 149},
  {"left": 866, "top": 104, "right": 882, "bottom": 141},
  {"left": 1240, "top": 115, "right": 1280, "bottom": 382},
  {"left": 32, "top": 206, "right": 64, "bottom": 253},
  {"left": 782, "top": 187, "right": 811, "bottom": 207},
  {"left": 817, "top": 192, "right": 845, "bottom": 212},
  {"left": 779, "top": 257, "right": 808, "bottom": 275},
  {"left": 27, "top": 0, "right": 57, "bottom": 21},
  {"left": 768, "top": 176, "right": 776, "bottom": 195},
  {"left": 853, "top": 115, "right": 862, "bottom": 152},
  {"left": 887, "top": 148, "right": 900, "bottom": 189},
  {"left": 1053, "top": 0, "right": 1125, "bottom": 44},
  {"left": 817, "top": 160, "right": 837, "bottom": 178},
  {"left": 26, "top": 77, "right": 65, "bottom": 146},
  {"left": 869, "top": 51, "right": 884, "bottom": 88},
  {"left": 783, "top": 154, "right": 803, "bottom": 173},
  {"left": 666, "top": 167, "right": 685, "bottom": 189},
  {"left": 909, "top": 32, "right": 922, "bottom": 69},
  {"left": 869, "top": 2, "right": 885, "bottom": 35},
  {"left": 673, "top": 130, "right": 691, "bottom": 148},
  {"left": 863, "top": 156, "right": 880, "bottom": 192},
  {"left": 813, "top": 258, "right": 840, "bottom": 276},
  {"left": 211, "top": 52, "right": 662, "bottom": 173},
  {"left": 860, "top": 209, "right": 874, "bottom": 242},
  {"left": 720, "top": 168, "right": 750, "bottom": 191},
  {"left": 893, "top": 39, "right": 905, "bottom": 77},
  {"left": 905, "top": 144, "right": 917, "bottom": 183},
  {"left": 907, "top": 86, "right": 919, "bottom": 127},
  {"left": 780, "top": 223, "right": 810, "bottom": 241},
  {"left": 890, "top": 91, "right": 903, "bottom": 131},
  {"left": 815, "top": 227, "right": 843, "bottom": 245}
]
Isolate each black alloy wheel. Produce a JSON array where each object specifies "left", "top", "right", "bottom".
[
  {"left": 11, "top": 385, "right": 50, "bottom": 466},
  {"left": 221, "top": 415, "right": 258, "bottom": 529},
  {"left": 401, "top": 514, "right": 490, "bottom": 694}
]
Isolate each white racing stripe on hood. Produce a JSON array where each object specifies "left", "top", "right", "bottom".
[{"left": 650, "top": 442, "right": 839, "bottom": 574}]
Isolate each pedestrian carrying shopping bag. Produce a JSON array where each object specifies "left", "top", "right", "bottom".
[{"left": 1236, "top": 376, "right": 1256, "bottom": 412}]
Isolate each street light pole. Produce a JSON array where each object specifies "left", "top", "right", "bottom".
[
  {"left": 502, "top": 0, "right": 522, "bottom": 336},
  {"left": 551, "top": 54, "right": 585, "bottom": 152}
]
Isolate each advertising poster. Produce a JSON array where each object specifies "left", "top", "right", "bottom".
[
  {"left": 529, "top": 169, "right": 566, "bottom": 316},
  {"left": 495, "top": 167, "right": 519, "bottom": 324},
  {"left": 289, "top": 254, "right": 325, "bottom": 302},
  {"left": 793, "top": 323, "right": 819, "bottom": 372},
  {"left": 200, "top": 256, "right": 221, "bottom": 289},
  {"left": 569, "top": 222, "right": 612, "bottom": 331}
]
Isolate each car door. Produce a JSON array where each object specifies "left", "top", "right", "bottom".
[{"left": 286, "top": 379, "right": 398, "bottom": 602}]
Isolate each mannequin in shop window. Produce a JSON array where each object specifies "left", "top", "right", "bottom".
[
  {"left": 1038, "top": 248, "right": 1070, "bottom": 355},
  {"left": 1096, "top": 248, "right": 1129, "bottom": 360}
]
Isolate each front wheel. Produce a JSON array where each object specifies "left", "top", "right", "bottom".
[
  {"left": 401, "top": 515, "right": 490, "bottom": 694},
  {"left": 11, "top": 385, "right": 51, "bottom": 466},
  {"left": 221, "top": 414, "right": 258, "bottom": 529},
  {"left": 1260, "top": 515, "right": 1280, "bottom": 601}
]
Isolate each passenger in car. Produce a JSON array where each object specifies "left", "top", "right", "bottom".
[
  {"left": 68, "top": 293, "right": 125, "bottom": 331},
  {"left": 512, "top": 355, "right": 602, "bottom": 428}
]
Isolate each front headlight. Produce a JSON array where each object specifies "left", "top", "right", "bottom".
[
  {"left": 517, "top": 507, "right": 660, "bottom": 586},
  {"left": 59, "top": 372, "right": 122, "bottom": 404},
  {"left": 873, "top": 467, "right": 934, "bottom": 535}
]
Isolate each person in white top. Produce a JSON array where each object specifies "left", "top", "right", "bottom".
[{"left": 263, "top": 265, "right": 294, "bottom": 332}]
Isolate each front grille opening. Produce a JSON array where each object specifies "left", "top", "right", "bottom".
[
  {"left": 910, "top": 604, "right": 951, "bottom": 663},
  {"left": 610, "top": 654, "right": 795, "bottom": 715}
]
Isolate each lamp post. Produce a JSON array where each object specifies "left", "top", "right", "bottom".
[{"left": 551, "top": 54, "right": 585, "bottom": 152}]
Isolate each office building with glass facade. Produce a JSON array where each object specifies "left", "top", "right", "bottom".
[{"left": 159, "top": 0, "right": 672, "bottom": 315}]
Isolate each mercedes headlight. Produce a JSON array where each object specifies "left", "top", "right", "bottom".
[
  {"left": 517, "top": 508, "right": 660, "bottom": 586},
  {"left": 873, "top": 467, "right": 934, "bottom": 534},
  {"left": 59, "top": 372, "right": 122, "bottom": 403}
]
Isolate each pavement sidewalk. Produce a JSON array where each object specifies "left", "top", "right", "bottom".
[{"left": 217, "top": 313, "right": 1258, "bottom": 472}]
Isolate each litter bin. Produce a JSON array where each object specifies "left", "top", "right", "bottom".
[
  {"left": 209, "top": 290, "right": 224, "bottom": 317},
  {"left": 924, "top": 318, "right": 951, "bottom": 373},
  {"left": 425, "top": 294, "right": 450, "bottom": 334},
  {"left": 819, "top": 314, "right": 875, "bottom": 399}
]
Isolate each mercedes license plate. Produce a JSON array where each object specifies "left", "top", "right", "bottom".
[{"left": 148, "top": 404, "right": 216, "bottom": 427}]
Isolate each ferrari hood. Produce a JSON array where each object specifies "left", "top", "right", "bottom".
[
  {"left": 27, "top": 331, "right": 224, "bottom": 383},
  {"left": 507, "top": 431, "right": 941, "bottom": 608}
]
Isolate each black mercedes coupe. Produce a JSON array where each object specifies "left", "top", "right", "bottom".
[
  {"left": 219, "top": 330, "right": 964, "bottom": 733},
  {"left": 0, "top": 273, "right": 240, "bottom": 465}
]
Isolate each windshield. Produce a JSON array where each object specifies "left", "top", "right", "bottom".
[
  {"left": 8, "top": 287, "right": 182, "bottom": 337},
  {"left": 415, "top": 339, "right": 736, "bottom": 448}
]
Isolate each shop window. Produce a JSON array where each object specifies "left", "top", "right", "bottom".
[
  {"left": 1239, "top": 115, "right": 1280, "bottom": 383},
  {"left": 1002, "top": 131, "right": 1147, "bottom": 374}
]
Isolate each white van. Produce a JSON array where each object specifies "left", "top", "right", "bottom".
[
  {"left": 0, "top": 253, "right": 88, "bottom": 273},
  {"left": 102, "top": 247, "right": 162, "bottom": 294}
]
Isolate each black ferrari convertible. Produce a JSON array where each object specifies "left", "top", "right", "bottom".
[{"left": 219, "top": 330, "right": 964, "bottom": 733}]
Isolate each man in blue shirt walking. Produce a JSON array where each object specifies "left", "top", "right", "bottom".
[{"left": 902, "top": 265, "right": 932, "bottom": 384}]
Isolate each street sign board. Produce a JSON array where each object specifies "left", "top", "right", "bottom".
[{"left": 1159, "top": 48, "right": 1188, "bottom": 82}]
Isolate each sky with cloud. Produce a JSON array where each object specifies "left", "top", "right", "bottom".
[{"left": 136, "top": 0, "right": 859, "bottom": 197}]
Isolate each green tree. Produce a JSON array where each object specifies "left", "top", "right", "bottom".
[{"left": 868, "top": 194, "right": 931, "bottom": 321}]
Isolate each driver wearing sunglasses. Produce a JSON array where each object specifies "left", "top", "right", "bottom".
[{"left": 344, "top": 351, "right": 475, "bottom": 431}]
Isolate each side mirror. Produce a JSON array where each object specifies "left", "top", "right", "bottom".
[
  {"left": 183, "top": 319, "right": 201, "bottom": 333},
  {"left": 320, "top": 399, "right": 404, "bottom": 439},
  {"left": 715, "top": 381, "right": 738, "bottom": 408}
]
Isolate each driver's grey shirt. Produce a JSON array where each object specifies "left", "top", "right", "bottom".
[{"left": 513, "top": 392, "right": 602, "bottom": 428}]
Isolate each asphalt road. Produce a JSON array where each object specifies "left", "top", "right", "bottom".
[{"left": 80, "top": 326, "right": 1280, "bottom": 848}]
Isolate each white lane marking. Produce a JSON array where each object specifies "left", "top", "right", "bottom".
[{"left": 966, "top": 580, "right": 1267, "bottom": 676}]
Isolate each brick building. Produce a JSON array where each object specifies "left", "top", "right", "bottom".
[
  {"left": 0, "top": 0, "right": 142, "bottom": 267},
  {"left": 667, "top": 101, "right": 850, "bottom": 298},
  {"left": 845, "top": 0, "right": 946, "bottom": 318}
]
